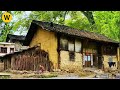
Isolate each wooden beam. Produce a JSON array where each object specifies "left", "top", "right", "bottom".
[{"left": 117, "top": 47, "right": 120, "bottom": 61}]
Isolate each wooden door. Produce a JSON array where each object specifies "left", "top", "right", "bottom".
[
  {"left": 85, "top": 61, "right": 91, "bottom": 67},
  {"left": 84, "top": 55, "right": 91, "bottom": 67},
  {"left": 93, "top": 55, "right": 98, "bottom": 67},
  {"left": 98, "top": 56, "right": 103, "bottom": 69}
]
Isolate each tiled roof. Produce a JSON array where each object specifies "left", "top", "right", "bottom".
[{"left": 23, "top": 20, "right": 119, "bottom": 46}]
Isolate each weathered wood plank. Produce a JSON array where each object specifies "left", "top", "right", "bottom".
[{"left": 3, "top": 47, "right": 51, "bottom": 71}]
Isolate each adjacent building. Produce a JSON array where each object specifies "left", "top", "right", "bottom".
[
  {"left": 6, "top": 34, "right": 26, "bottom": 51},
  {"left": 0, "top": 42, "right": 15, "bottom": 57}
]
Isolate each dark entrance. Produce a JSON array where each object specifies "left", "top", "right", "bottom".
[
  {"left": 97, "top": 44, "right": 103, "bottom": 69},
  {"left": 93, "top": 54, "right": 98, "bottom": 67}
]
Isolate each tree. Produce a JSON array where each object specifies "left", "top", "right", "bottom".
[
  {"left": 0, "top": 11, "right": 120, "bottom": 42},
  {"left": 0, "top": 11, "right": 14, "bottom": 42},
  {"left": 81, "top": 11, "right": 95, "bottom": 25}
]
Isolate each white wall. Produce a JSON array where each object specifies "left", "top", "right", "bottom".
[{"left": 0, "top": 43, "right": 15, "bottom": 56}]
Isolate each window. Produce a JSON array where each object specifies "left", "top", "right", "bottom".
[
  {"left": 68, "top": 38, "right": 75, "bottom": 51},
  {"left": 10, "top": 48, "right": 14, "bottom": 53},
  {"left": 103, "top": 46, "right": 117, "bottom": 55},
  {"left": 75, "top": 39, "right": 82, "bottom": 52},
  {"left": 0, "top": 47, "right": 7, "bottom": 53},
  {"left": 60, "top": 37, "right": 68, "bottom": 50},
  {"left": 69, "top": 52, "right": 75, "bottom": 61}
]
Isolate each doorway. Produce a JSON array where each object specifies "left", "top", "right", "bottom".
[
  {"left": 93, "top": 54, "right": 98, "bottom": 67},
  {"left": 84, "top": 54, "right": 92, "bottom": 67}
]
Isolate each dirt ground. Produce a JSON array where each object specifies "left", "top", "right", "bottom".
[
  {"left": 0, "top": 69, "right": 95, "bottom": 79},
  {"left": 0, "top": 68, "right": 120, "bottom": 79}
]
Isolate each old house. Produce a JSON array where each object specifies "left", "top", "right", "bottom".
[
  {"left": 23, "top": 20, "right": 119, "bottom": 71},
  {"left": 6, "top": 34, "right": 27, "bottom": 51}
]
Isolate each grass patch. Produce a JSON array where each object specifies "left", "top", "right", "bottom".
[
  {"left": 24, "top": 73, "right": 58, "bottom": 78},
  {"left": 0, "top": 75, "right": 10, "bottom": 79}
]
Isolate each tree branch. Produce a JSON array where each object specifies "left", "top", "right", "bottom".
[
  {"left": 81, "top": 11, "right": 95, "bottom": 25},
  {"left": 62, "top": 11, "right": 68, "bottom": 23}
]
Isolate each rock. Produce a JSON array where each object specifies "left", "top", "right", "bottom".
[
  {"left": 94, "top": 74, "right": 101, "bottom": 78},
  {"left": 115, "top": 74, "right": 120, "bottom": 79},
  {"left": 94, "top": 70, "right": 104, "bottom": 74},
  {"left": 100, "top": 74, "right": 109, "bottom": 79}
]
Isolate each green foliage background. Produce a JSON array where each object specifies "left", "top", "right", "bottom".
[{"left": 0, "top": 11, "right": 120, "bottom": 43}]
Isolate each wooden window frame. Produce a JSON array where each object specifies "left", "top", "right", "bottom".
[
  {"left": 10, "top": 48, "right": 14, "bottom": 53},
  {"left": 69, "top": 51, "right": 75, "bottom": 61},
  {"left": 68, "top": 38, "right": 75, "bottom": 52},
  {"left": 75, "top": 39, "right": 82, "bottom": 53},
  {"left": 0, "top": 47, "right": 7, "bottom": 53},
  {"left": 103, "top": 46, "right": 117, "bottom": 55},
  {"left": 60, "top": 37, "right": 68, "bottom": 51}
]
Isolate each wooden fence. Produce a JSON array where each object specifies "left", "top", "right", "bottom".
[{"left": 3, "top": 46, "right": 53, "bottom": 71}]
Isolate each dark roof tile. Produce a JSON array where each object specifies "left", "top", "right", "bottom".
[
  {"left": 6, "top": 34, "right": 25, "bottom": 42},
  {"left": 23, "top": 20, "right": 119, "bottom": 46}
]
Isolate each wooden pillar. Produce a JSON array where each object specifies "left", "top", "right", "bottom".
[
  {"left": 57, "top": 34, "right": 61, "bottom": 69},
  {"left": 11, "top": 57, "right": 13, "bottom": 70},
  {"left": 83, "top": 53, "right": 85, "bottom": 66},
  {"left": 4, "top": 60, "right": 6, "bottom": 70},
  {"left": 91, "top": 54, "right": 93, "bottom": 66},
  {"left": 7, "top": 58, "right": 9, "bottom": 69},
  {"left": 101, "top": 45, "right": 103, "bottom": 55},
  {"left": 117, "top": 47, "right": 120, "bottom": 69},
  {"left": 117, "top": 47, "right": 120, "bottom": 61}
]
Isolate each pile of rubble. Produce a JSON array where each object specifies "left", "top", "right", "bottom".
[
  {"left": 83, "top": 68, "right": 120, "bottom": 79},
  {"left": 104, "top": 69, "right": 120, "bottom": 79}
]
